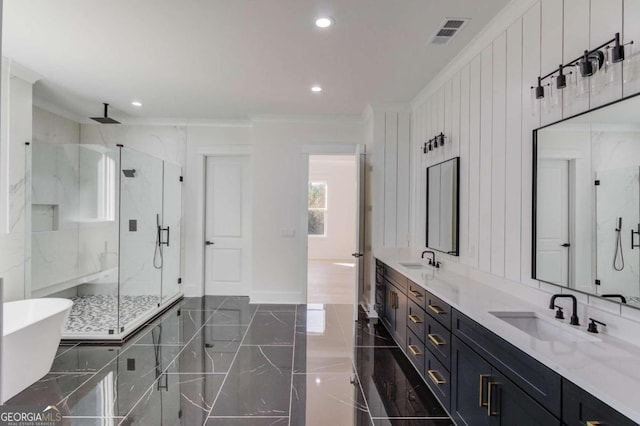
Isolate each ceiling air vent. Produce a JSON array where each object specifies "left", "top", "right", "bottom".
[{"left": 430, "top": 18, "right": 470, "bottom": 45}]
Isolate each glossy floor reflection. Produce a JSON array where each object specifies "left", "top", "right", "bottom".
[{"left": 8, "top": 297, "right": 453, "bottom": 425}]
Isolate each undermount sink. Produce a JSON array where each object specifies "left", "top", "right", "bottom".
[
  {"left": 398, "top": 262, "right": 428, "bottom": 269},
  {"left": 490, "top": 311, "right": 600, "bottom": 343}
]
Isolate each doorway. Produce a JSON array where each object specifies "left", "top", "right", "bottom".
[
  {"left": 204, "top": 155, "right": 252, "bottom": 296},
  {"left": 536, "top": 159, "right": 570, "bottom": 286},
  {"left": 306, "top": 154, "right": 362, "bottom": 304}
]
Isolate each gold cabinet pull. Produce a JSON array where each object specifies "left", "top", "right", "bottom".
[
  {"left": 428, "top": 333, "right": 446, "bottom": 346},
  {"left": 408, "top": 344, "right": 422, "bottom": 356},
  {"left": 427, "top": 369, "right": 446, "bottom": 385},
  {"left": 479, "top": 374, "right": 490, "bottom": 407},
  {"left": 428, "top": 304, "right": 444, "bottom": 314},
  {"left": 487, "top": 382, "right": 500, "bottom": 416},
  {"left": 409, "top": 314, "right": 423, "bottom": 324},
  {"left": 586, "top": 422, "right": 603, "bottom": 426},
  {"left": 409, "top": 289, "right": 423, "bottom": 298}
]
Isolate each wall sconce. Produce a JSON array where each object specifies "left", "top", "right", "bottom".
[
  {"left": 421, "top": 134, "right": 447, "bottom": 154},
  {"left": 556, "top": 65, "right": 567, "bottom": 89},
  {"left": 611, "top": 32, "right": 626, "bottom": 63},
  {"left": 531, "top": 32, "right": 633, "bottom": 108},
  {"left": 534, "top": 77, "right": 545, "bottom": 99}
]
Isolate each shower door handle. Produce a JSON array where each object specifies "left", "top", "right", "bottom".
[
  {"left": 164, "top": 227, "right": 170, "bottom": 247},
  {"left": 160, "top": 227, "right": 170, "bottom": 246},
  {"left": 632, "top": 226, "right": 640, "bottom": 249}
]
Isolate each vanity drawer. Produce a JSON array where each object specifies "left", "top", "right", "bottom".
[
  {"left": 407, "top": 299, "right": 426, "bottom": 342},
  {"left": 563, "top": 379, "right": 636, "bottom": 426},
  {"left": 425, "top": 291, "right": 451, "bottom": 330},
  {"left": 383, "top": 265, "right": 408, "bottom": 293},
  {"left": 424, "top": 345, "right": 451, "bottom": 411},
  {"left": 407, "top": 280, "right": 426, "bottom": 307},
  {"left": 406, "top": 328, "right": 425, "bottom": 377},
  {"left": 424, "top": 313, "right": 451, "bottom": 370}
]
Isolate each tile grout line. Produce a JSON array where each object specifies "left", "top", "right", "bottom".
[
  {"left": 116, "top": 297, "right": 229, "bottom": 425},
  {"left": 54, "top": 345, "right": 130, "bottom": 407},
  {"left": 287, "top": 305, "right": 298, "bottom": 426},
  {"left": 203, "top": 303, "right": 260, "bottom": 424}
]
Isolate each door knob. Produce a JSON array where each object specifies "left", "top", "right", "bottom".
[
  {"left": 561, "top": 243, "right": 571, "bottom": 247},
  {"left": 351, "top": 253, "right": 363, "bottom": 258},
  {"left": 205, "top": 241, "right": 214, "bottom": 246}
]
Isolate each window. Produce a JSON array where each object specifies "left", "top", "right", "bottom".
[{"left": 308, "top": 182, "right": 327, "bottom": 236}]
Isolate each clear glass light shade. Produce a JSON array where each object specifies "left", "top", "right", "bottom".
[{"left": 624, "top": 44, "right": 637, "bottom": 84}]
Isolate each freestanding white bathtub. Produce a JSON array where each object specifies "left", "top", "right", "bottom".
[{"left": 1, "top": 298, "right": 73, "bottom": 403}]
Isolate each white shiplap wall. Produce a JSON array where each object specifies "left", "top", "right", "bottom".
[{"left": 411, "top": 0, "right": 640, "bottom": 322}]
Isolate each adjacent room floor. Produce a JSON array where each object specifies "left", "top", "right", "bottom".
[
  {"left": 307, "top": 259, "right": 356, "bottom": 304},
  {"left": 8, "top": 296, "right": 453, "bottom": 425}
]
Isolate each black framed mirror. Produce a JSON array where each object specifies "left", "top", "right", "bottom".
[
  {"left": 426, "top": 157, "right": 460, "bottom": 256},
  {"left": 533, "top": 93, "right": 640, "bottom": 308}
]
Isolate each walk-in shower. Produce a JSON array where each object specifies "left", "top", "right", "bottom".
[
  {"left": 596, "top": 166, "right": 640, "bottom": 305},
  {"left": 25, "top": 143, "right": 182, "bottom": 341}
]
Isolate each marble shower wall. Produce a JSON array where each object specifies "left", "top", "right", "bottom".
[
  {"left": 0, "top": 76, "right": 32, "bottom": 302},
  {"left": 593, "top": 129, "right": 640, "bottom": 297},
  {"left": 80, "top": 124, "right": 186, "bottom": 297},
  {"left": 31, "top": 108, "right": 81, "bottom": 295}
]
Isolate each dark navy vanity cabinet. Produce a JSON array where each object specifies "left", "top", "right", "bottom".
[{"left": 375, "top": 259, "right": 638, "bottom": 426}]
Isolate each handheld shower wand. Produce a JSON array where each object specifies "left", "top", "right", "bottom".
[{"left": 614, "top": 217, "right": 624, "bottom": 271}]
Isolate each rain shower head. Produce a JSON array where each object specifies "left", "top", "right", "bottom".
[
  {"left": 122, "top": 169, "right": 136, "bottom": 178},
  {"left": 90, "top": 103, "right": 121, "bottom": 124}
]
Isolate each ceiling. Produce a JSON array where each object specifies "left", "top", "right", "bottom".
[{"left": 3, "top": 0, "right": 510, "bottom": 121}]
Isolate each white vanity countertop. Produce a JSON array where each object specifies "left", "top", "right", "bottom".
[{"left": 375, "top": 250, "right": 640, "bottom": 423}]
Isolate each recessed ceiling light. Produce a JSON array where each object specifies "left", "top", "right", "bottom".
[
  {"left": 131, "top": 101, "right": 142, "bottom": 107},
  {"left": 311, "top": 85, "right": 322, "bottom": 93},
  {"left": 315, "top": 17, "right": 333, "bottom": 28}
]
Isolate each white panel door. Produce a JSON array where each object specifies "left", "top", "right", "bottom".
[
  {"left": 205, "top": 156, "right": 252, "bottom": 296},
  {"left": 536, "top": 160, "right": 570, "bottom": 286}
]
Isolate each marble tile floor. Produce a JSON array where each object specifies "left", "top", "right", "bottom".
[{"left": 8, "top": 296, "right": 453, "bottom": 425}]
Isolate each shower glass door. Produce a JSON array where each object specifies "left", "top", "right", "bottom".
[
  {"left": 595, "top": 166, "right": 640, "bottom": 300},
  {"left": 118, "top": 147, "right": 163, "bottom": 332},
  {"left": 161, "top": 162, "right": 182, "bottom": 302}
]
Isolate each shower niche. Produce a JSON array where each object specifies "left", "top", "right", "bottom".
[{"left": 27, "top": 143, "right": 182, "bottom": 341}]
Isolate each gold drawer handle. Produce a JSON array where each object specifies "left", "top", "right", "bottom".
[
  {"left": 408, "top": 344, "right": 422, "bottom": 357},
  {"left": 428, "top": 304, "right": 445, "bottom": 314},
  {"left": 409, "top": 289, "right": 423, "bottom": 298},
  {"left": 586, "top": 422, "right": 603, "bottom": 426},
  {"left": 409, "top": 314, "right": 423, "bottom": 324},
  {"left": 428, "top": 333, "right": 446, "bottom": 346},
  {"left": 427, "top": 369, "right": 446, "bottom": 385},
  {"left": 479, "top": 374, "right": 490, "bottom": 407},
  {"left": 487, "top": 381, "right": 500, "bottom": 416}
]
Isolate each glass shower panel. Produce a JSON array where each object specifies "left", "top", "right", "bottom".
[
  {"left": 118, "top": 147, "right": 163, "bottom": 331},
  {"left": 31, "top": 143, "right": 120, "bottom": 336},
  {"left": 161, "top": 162, "right": 182, "bottom": 302},
  {"left": 595, "top": 166, "right": 640, "bottom": 300}
]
